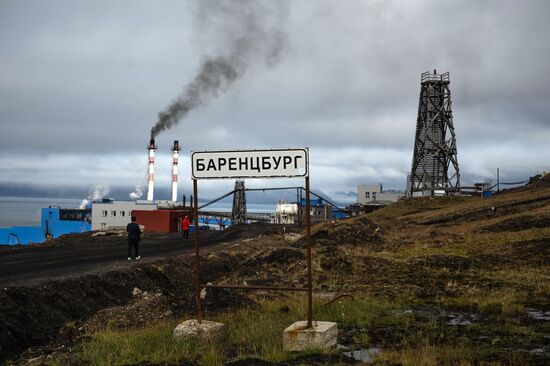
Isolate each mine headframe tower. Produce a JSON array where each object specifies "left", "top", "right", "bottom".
[
  {"left": 409, "top": 70, "right": 460, "bottom": 197},
  {"left": 231, "top": 179, "right": 247, "bottom": 225}
]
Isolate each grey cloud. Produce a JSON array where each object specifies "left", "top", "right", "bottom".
[{"left": 0, "top": 0, "right": 549, "bottom": 196}]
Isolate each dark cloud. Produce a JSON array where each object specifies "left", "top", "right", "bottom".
[{"left": 151, "top": 0, "right": 288, "bottom": 139}]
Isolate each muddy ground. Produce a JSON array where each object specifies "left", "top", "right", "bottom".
[{"left": 1, "top": 185, "right": 549, "bottom": 365}]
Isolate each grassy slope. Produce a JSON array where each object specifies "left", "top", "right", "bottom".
[{"left": 340, "top": 188, "right": 549, "bottom": 365}]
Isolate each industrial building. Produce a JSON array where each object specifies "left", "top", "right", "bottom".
[
  {"left": 345, "top": 184, "right": 404, "bottom": 216},
  {"left": 132, "top": 209, "right": 191, "bottom": 233},
  {"left": 301, "top": 197, "right": 333, "bottom": 222},
  {"left": 271, "top": 198, "right": 349, "bottom": 224},
  {"left": 91, "top": 200, "right": 157, "bottom": 231},
  {"left": 357, "top": 184, "right": 404, "bottom": 205},
  {"left": 0, "top": 207, "right": 91, "bottom": 245},
  {"left": 346, "top": 202, "right": 384, "bottom": 216}
]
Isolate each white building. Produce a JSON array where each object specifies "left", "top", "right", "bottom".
[
  {"left": 91, "top": 200, "right": 158, "bottom": 231},
  {"left": 357, "top": 184, "right": 404, "bottom": 205}
]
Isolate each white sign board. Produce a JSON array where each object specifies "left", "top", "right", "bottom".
[{"left": 192, "top": 148, "right": 309, "bottom": 179}]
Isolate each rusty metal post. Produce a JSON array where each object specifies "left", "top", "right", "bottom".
[
  {"left": 294, "top": 188, "right": 302, "bottom": 226},
  {"left": 193, "top": 179, "right": 202, "bottom": 323},
  {"left": 305, "top": 176, "right": 312, "bottom": 328}
]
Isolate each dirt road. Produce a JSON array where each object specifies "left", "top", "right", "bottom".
[{"left": 0, "top": 224, "right": 287, "bottom": 287}]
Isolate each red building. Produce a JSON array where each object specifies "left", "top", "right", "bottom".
[{"left": 132, "top": 210, "right": 191, "bottom": 233}]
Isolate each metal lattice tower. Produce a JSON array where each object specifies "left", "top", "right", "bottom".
[
  {"left": 231, "top": 180, "right": 247, "bottom": 224},
  {"left": 409, "top": 70, "right": 460, "bottom": 197}
]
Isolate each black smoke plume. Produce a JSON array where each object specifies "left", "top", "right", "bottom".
[{"left": 150, "top": 0, "right": 288, "bottom": 139}]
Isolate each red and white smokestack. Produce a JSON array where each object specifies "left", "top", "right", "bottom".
[
  {"left": 171, "top": 140, "right": 181, "bottom": 202},
  {"left": 146, "top": 138, "right": 157, "bottom": 201}
]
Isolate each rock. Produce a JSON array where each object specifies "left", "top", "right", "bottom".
[
  {"left": 200, "top": 282, "right": 212, "bottom": 300},
  {"left": 26, "top": 355, "right": 45, "bottom": 365},
  {"left": 132, "top": 287, "right": 143, "bottom": 297},
  {"left": 56, "top": 323, "right": 78, "bottom": 343},
  {"left": 173, "top": 319, "right": 225, "bottom": 341},
  {"left": 284, "top": 233, "right": 304, "bottom": 243}
]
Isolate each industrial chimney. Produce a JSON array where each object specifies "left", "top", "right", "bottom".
[
  {"left": 146, "top": 138, "right": 157, "bottom": 201},
  {"left": 171, "top": 140, "right": 181, "bottom": 202}
]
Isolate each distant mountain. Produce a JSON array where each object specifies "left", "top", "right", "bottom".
[
  {"left": 0, "top": 183, "right": 350, "bottom": 207},
  {"left": 0, "top": 183, "right": 89, "bottom": 199},
  {"left": 0, "top": 183, "right": 141, "bottom": 200}
]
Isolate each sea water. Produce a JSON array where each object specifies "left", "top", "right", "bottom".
[{"left": 0, "top": 197, "right": 82, "bottom": 227}]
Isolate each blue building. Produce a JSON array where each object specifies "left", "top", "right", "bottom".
[
  {"left": 298, "top": 197, "right": 350, "bottom": 221},
  {"left": 0, "top": 207, "right": 91, "bottom": 246},
  {"left": 0, "top": 226, "right": 44, "bottom": 245}
]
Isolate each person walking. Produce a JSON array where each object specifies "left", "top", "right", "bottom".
[
  {"left": 126, "top": 216, "right": 142, "bottom": 260},
  {"left": 182, "top": 215, "right": 190, "bottom": 239}
]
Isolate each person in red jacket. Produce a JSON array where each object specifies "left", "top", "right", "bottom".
[{"left": 182, "top": 215, "right": 190, "bottom": 239}]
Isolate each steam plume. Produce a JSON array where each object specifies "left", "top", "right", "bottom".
[
  {"left": 129, "top": 184, "right": 144, "bottom": 199},
  {"left": 150, "top": 0, "right": 288, "bottom": 139},
  {"left": 79, "top": 184, "right": 110, "bottom": 209}
]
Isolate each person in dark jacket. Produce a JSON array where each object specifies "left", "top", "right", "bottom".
[
  {"left": 126, "top": 216, "right": 142, "bottom": 260},
  {"left": 182, "top": 215, "right": 190, "bottom": 239}
]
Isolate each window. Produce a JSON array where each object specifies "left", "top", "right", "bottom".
[
  {"left": 365, "top": 192, "right": 370, "bottom": 199},
  {"left": 373, "top": 192, "right": 377, "bottom": 200},
  {"left": 128, "top": 211, "right": 132, "bottom": 217},
  {"left": 101, "top": 223, "right": 106, "bottom": 230},
  {"left": 101, "top": 210, "right": 108, "bottom": 217},
  {"left": 111, "top": 211, "right": 117, "bottom": 217},
  {"left": 60, "top": 209, "right": 90, "bottom": 221},
  {"left": 120, "top": 211, "right": 126, "bottom": 217}
]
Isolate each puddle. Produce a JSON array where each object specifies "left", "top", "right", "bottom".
[
  {"left": 443, "top": 310, "right": 478, "bottom": 325},
  {"left": 337, "top": 307, "right": 549, "bottom": 363},
  {"left": 525, "top": 308, "right": 550, "bottom": 321},
  {"left": 343, "top": 347, "right": 381, "bottom": 363},
  {"left": 502, "top": 346, "right": 549, "bottom": 356},
  {"left": 395, "top": 307, "right": 478, "bottom": 326}
]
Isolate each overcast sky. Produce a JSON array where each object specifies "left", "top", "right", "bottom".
[{"left": 1, "top": 0, "right": 549, "bottom": 203}]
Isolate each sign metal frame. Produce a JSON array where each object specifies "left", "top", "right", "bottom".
[{"left": 191, "top": 147, "right": 314, "bottom": 328}]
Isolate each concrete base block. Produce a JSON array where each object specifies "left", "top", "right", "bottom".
[
  {"left": 173, "top": 319, "right": 225, "bottom": 341},
  {"left": 282, "top": 321, "right": 337, "bottom": 351}
]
